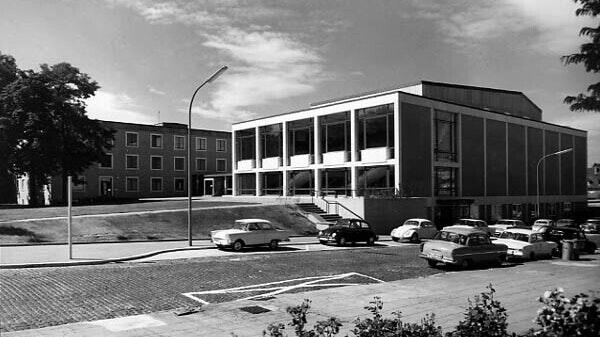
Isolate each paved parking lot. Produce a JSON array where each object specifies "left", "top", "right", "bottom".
[{"left": 0, "top": 244, "right": 434, "bottom": 332}]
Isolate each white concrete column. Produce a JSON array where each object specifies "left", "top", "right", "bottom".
[
  {"left": 255, "top": 127, "right": 262, "bottom": 169},
  {"left": 282, "top": 121, "right": 288, "bottom": 166},
  {"left": 314, "top": 116, "right": 321, "bottom": 164},
  {"left": 393, "top": 97, "right": 401, "bottom": 194},
  {"left": 282, "top": 121, "right": 288, "bottom": 197},
  {"left": 255, "top": 172, "right": 262, "bottom": 196},
  {"left": 350, "top": 109, "right": 357, "bottom": 163},
  {"left": 231, "top": 130, "right": 237, "bottom": 196},
  {"left": 351, "top": 166, "right": 357, "bottom": 197},
  {"left": 314, "top": 168, "right": 321, "bottom": 197}
]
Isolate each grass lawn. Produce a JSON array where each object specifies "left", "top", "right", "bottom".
[
  {"left": 0, "top": 199, "right": 257, "bottom": 221},
  {"left": 0, "top": 204, "right": 317, "bottom": 244}
]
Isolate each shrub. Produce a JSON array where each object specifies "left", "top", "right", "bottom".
[
  {"left": 530, "top": 288, "right": 600, "bottom": 337},
  {"left": 448, "top": 284, "right": 509, "bottom": 337},
  {"left": 262, "top": 299, "right": 342, "bottom": 337}
]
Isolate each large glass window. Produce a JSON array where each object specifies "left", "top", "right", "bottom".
[
  {"left": 216, "top": 159, "right": 227, "bottom": 172},
  {"left": 125, "top": 132, "right": 138, "bottom": 147},
  {"left": 216, "top": 139, "right": 227, "bottom": 152},
  {"left": 435, "top": 167, "right": 457, "bottom": 196},
  {"left": 151, "top": 156, "right": 163, "bottom": 170},
  {"left": 151, "top": 177, "right": 163, "bottom": 192},
  {"left": 435, "top": 110, "right": 457, "bottom": 162},
  {"left": 288, "top": 118, "right": 313, "bottom": 156},
  {"left": 126, "top": 177, "right": 138, "bottom": 192},
  {"left": 174, "top": 157, "right": 185, "bottom": 171},
  {"left": 357, "top": 103, "right": 394, "bottom": 151},
  {"left": 288, "top": 170, "right": 314, "bottom": 195},
  {"left": 195, "top": 137, "right": 207, "bottom": 151},
  {"left": 126, "top": 155, "right": 139, "bottom": 170},
  {"left": 262, "top": 172, "right": 283, "bottom": 195},
  {"left": 151, "top": 134, "right": 163, "bottom": 148},
  {"left": 320, "top": 112, "right": 350, "bottom": 153},
  {"left": 321, "top": 168, "right": 351, "bottom": 196},
  {"left": 357, "top": 165, "right": 395, "bottom": 197},
  {"left": 235, "top": 129, "right": 256, "bottom": 161},
  {"left": 174, "top": 135, "right": 185, "bottom": 150},
  {"left": 237, "top": 173, "right": 256, "bottom": 195},
  {"left": 260, "top": 124, "right": 282, "bottom": 158}
]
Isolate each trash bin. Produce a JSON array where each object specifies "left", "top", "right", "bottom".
[{"left": 561, "top": 240, "right": 579, "bottom": 260}]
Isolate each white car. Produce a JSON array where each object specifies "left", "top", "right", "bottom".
[
  {"left": 210, "top": 219, "right": 290, "bottom": 251},
  {"left": 494, "top": 228, "right": 558, "bottom": 260},
  {"left": 391, "top": 218, "right": 437, "bottom": 243},
  {"left": 489, "top": 219, "right": 526, "bottom": 236},
  {"left": 532, "top": 219, "right": 555, "bottom": 232},
  {"left": 450, "top": 219, "right": 494, "bottom": 235}
]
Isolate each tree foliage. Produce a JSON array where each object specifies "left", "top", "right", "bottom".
[
  {"left": 0, "top": 52, "right": 114, "bottom": 205},
  {"left": 561, "top": 0, "right": 600, "bottom": 112}
]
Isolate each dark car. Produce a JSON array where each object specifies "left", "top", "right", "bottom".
[
  {"left": 540, "top": 226, "right": 597, "bottom": 254},
  {"left": 555, "top": 218, "right": 578, "bottom": 228},
  {"left": 318, "top": 218, "right": 378, "bottom": 246},
  {"left": 581, "top": 219, "right": 600, "bottom": 234}
]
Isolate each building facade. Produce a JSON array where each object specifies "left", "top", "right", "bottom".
[
  {"left": 231, "top": 81, "right": 587, "bottom": 226},
  {"left": 17, "top": 121, "right": 232, "bottom": 204}
]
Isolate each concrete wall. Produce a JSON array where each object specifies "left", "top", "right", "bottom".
[
  {"left": 527, "top": 127, "right": 544, "bottom": 196},
  {"left": 560, "top": 133, "right": 574, "bottom": 195},
  {"left": 486, "top": 119, "right": 506, "bottom": 196},
  {"left": 461, "top": 115, "right": 485, "bottom": 196},
  {"left": 507, "top": 123, "right": 526, "bottom": 196},
  {"left": 401, "top": 102, "right": 431, "bottom": 197},
  {"left": 364, "top": 198, "right": 428, "bottom": 234},
  {"left": 544, "top": 131, "right": 560, "bottom": 195}
]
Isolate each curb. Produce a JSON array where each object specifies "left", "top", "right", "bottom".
[{"left": 0, "top": 240, "right": 320, "bottom": 269}]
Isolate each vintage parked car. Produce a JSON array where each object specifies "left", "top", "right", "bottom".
[
  {"left": 494, "top": 228, "right": 558, "bottom": 260},
  {"left": 581, "top": 219, "right": 600, "bottom": 234},
  {"left": 556, "top": 218, "right": 577, "bottom": 228},
  {"left": 489, "top": 219, "right": 527, "bottom": 236},
  {"left": 540, "top": 226, "right": 597, "bottom": 254},
  {"left": 419, "top": 226, "right": 507, "bottom": 268},
  {"left": 318, "top": 218, "right": 378, "bottom": 246},
  {"left": 450, "top": 219, "right": 494, "bottom": 235},
  {"left": 390, "top": 218, "right": 438, "bottom": 243},
  {"left": 532, "top": 219, "right": 555, "bottom": 232},
  {"left": 210, "top": 219, "right": 290, "bottom": 251}
]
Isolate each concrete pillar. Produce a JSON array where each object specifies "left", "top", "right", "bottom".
[
  {"left": 314, "top": 168, "right": 321, "bottom": 197},
  {"left": 393, "top": 98, "right": 401, "bottom": 194},
  {"left": 282, "top": 170, "right": 288, "bottom": 197},
  {"left": 255, "top": 127, "right": 261, "bottom": 196},
  {"left": 231, "top": 130, "right": 237, "bottom": 196},
  {"left": 282, "top": 121, "right": 288, "bottom": 166},
  {"left": 314, "top": 116, "right": 321, "bottom": 164},
  {"left": 351, "top": 166, "right": 357, "bottom": 197},
  {"left": 350, "top": 109, "right": 357, "bottom": 197},
  {"left": 255, "top": 173, "right": 262, "bottom": 196}
]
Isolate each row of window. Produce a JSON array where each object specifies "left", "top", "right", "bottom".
[
  {"left": 99, "top": 154, "right": 227, "bottom": 172},
  {"left": 123, "top": 132, "right": 227, "bottom": 151},
  {"left": 72, "top": 176, "right": 187, "bottom": 193}
]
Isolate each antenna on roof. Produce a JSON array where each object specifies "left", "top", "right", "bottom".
[{"left": 157, "top": 110, "right": 161, "bottom": 124}]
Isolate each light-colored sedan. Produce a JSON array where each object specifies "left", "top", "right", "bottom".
[
  {"left": 532, "top": 219, "right": 555, "bottom": 232},
  {"left": 450, "top": 218, "right": 494, "bottom": 235},
  {"left": 391, "top": 218, "right": 437, "bottom": 243},
  {"left": 419, "top": 226, "right": 507, "bottom": 268},
  {"left": 210, "top": 219, "right": 290, "bottom": 251},
  {"left": 494, "top": 228, "right": 558, "bottom": 260},
  {"left": 489, "top": 219, "right": 526, "bottom": 236}
]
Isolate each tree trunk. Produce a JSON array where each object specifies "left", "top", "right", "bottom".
[
  {"left": 28, "top": 174, "right": 39, "bottom": 206},
  {"left": 61, "top": 170, "right": 68, "bottom": 205}
]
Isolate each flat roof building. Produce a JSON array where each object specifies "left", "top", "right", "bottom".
[{"left": 231, "top": 81, "right": 587, "bottom": 230}]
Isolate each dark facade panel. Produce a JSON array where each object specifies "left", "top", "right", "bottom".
[
  {"left": 560, "top": 133, "right": 574, "bottom": 195},
  {"left": 507, "top": 124, "right": 526, "bottom": 196},
  {"left": 574, "top": 136, "right": 587, "bottom": 195},
  {"left": 486, "top": 119, "right": 506, "bottom": 196},
  {"left": 401, "top": 102, "right": 431, "bottom": 197},
  {"left": 461, "top": 115, "right": 485, "bottom": 196},
  {"left": 544, "top": 131, "right": 559, "bottom": 195},
  {"left": 527, "top": 128, "right": 543, "bottom": 196}
]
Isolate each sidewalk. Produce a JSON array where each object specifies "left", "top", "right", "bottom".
[
  {"left": 4, "top": 255, "right": 599, "bottom": 336},
  {"left": 0, "top": 236, "right": 326, "bottom": 268}
]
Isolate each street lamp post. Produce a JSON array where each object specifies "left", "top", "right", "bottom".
[
  {"left": 187, "top": 66, "right": 228, "bottom": 246},
  {"left": 535, "top": 147, "right": 573, "bottom": 218}
]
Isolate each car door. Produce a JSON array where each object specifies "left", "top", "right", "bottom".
[
  {"left": 245, "top": 223, "right": 261, "bottom": 245},
  {"left": 420, "top": 221, "right": 436, "bottom": 238}
]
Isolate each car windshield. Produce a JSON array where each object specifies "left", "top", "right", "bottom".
[
  {"left": 403, "top": 220, "right": 419, "bottom": 226},
  {"left": 454, "top": 220, "right": 484, "bottom": 227},
  {"left": 556, "top": 219, "right": 574, "bottom": 225},
  {"left": 495, "top": 220, "right": 514, "bottom": 225},
  {"left": 500, "top": 231, "right": 529, "bottom": 242},
  {"left": 435, "top": 231, "right": 468, "bottom": 245},
  {"left": 334, "top": 219, "right": 351, "bottom": 228}
]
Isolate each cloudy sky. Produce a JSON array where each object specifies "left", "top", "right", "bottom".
[{"left": 1, "top": 0, "right": 598, "bottom": 162}]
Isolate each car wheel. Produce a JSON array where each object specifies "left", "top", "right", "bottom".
[
  {"left": 232, "top": 240, "right": 244, "bottom": 252},
  {"left": 410, "top": 233, "right": 419, "bottom": 243},
  {"left": 529, "top": 252, "right": 536, "bottom": 261},
  {"left": 495, "top": 255, "right": 506, "bottom": 267},
  {"left": 392, "top": 237, "right": 399, "bottom": 242},
  {"left": 427, "top": 260, "right": 437, "bottom": 267},
  {"left": 366, "top": 236, "right": 375, "bottom": 246},
  {"left": 460, "top": 259, "right": 472, "bottom": 269},
  {"left": 269, "top": 240, "right": 279, "bottom": 250},
  {"left": 337, "top": 236, "right": 347, "bottom": 246}
]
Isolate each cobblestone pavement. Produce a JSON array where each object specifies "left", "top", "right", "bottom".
[{"left": 0, "top": 245, "right": 437, "bottom": 332}]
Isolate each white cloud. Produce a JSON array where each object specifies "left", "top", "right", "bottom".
[
  {"left": 86, "top": 91, "right": 155, "bottom": 124},
  {"left": 407, "top": 0, "right": 594, "bottom": 54},
  {"left": 148, "top": 85, "right": 166, "bottom": 96}
]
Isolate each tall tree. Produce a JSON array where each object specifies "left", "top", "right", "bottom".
[
  {"left": 0, "top": 54, "right": 114, "bottom": 205},
  {"left": 0, "top": 52, "right": 19, "bottom": 202},
  {"left": 561, "top": 0, "right": 600, "bottom": 112}
]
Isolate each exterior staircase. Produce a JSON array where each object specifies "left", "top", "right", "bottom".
[{"left": 296, "top": 203, "right": 342, "bottom": 223}]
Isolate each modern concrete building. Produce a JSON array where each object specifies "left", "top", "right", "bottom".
[
  {"left": 232, "top": 81, "right": 587, "bottom": 228},
  {"left": 16, "top": 121, "right": 231, "bottom": 204}
]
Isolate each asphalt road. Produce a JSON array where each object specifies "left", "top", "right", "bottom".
[{"left": 0, "top": 244, "right": 439, "bottom": 332}]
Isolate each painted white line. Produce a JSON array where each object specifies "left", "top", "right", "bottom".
[
  {"left": 183, "top": 272, "right": 385, "bottom": 304},
  {"left": 87, "top": 314, "right": 166, "bottom": 332}
]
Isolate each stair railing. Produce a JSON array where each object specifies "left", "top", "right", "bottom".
[{"left": 319, "top": 196, "right": 363, "bottom": 220}]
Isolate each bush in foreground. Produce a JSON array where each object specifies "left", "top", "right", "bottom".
[{"left": 236, "top": 286, "right": 599, "bottom": 337}]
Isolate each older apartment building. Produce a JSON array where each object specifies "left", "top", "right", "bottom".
[
  {"left": 232, "top": 81, "right": 587, "bottom": 228},
  {"left": 17, "top": 121, "right": 232, "bottom": 204}
]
